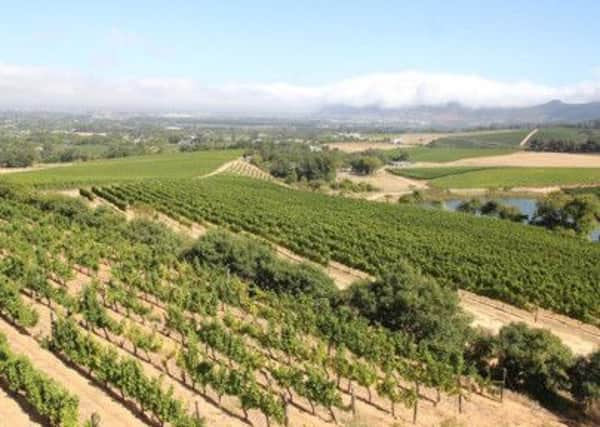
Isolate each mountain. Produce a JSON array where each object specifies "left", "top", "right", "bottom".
[{"left": 316, "top": 100, "right": 600, "bottom": 128}]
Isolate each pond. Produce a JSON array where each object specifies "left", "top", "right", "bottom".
[{"left": 430, "top": 197, "right": 600, "bottom": 242}]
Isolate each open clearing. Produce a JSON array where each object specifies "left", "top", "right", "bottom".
[
  {"left": 326, "top": 133, "right": 449, "bottom": 151},
  {"left": 418, "top": 151, "right": 600, "bottom": 168},
  {"left": 337, "top": 169, "right": 428, "bottom": 200}
]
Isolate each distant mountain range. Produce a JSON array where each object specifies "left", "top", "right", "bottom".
[{"left": 316, "top": 100, "right": 600, "bottom": 128}]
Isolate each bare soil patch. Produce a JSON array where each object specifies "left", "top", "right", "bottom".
[
  {"left": 0, "top": 385, "right": 44, "bottom": 426},
  {"left": 0, "top": 163, "right": 71, "bottom": 175},
  {"left": 327, "top": 133, "right": 447, "bottom": 152},
  {"left": 337, "top": 169, "right": 428, "bottom": 202},
  {"left": 460, "top": 290, "right": 600, "bottom": 356},
  {"left": 429, "top": 151, "right": 600, "bottom": 168}
]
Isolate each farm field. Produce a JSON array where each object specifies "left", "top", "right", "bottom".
[
  {"left": 394, "top": 167, "right": 600, "bottom": 189},
  {"left": 83, "top": 190, "right": 600, "bottom": 356},
  {"left": 429, "top": 151, "right": 600, "bottom": 168},
  {"left": 403, "top": 147, "right": 517, "bottom": 163},
  {"left": 100, "top": 175, "right": 600, "bottom": 323},
  {"left": 430, "top": 129, "right": 531, "bottom": 149},
  {"left": 0, "top": 187, "right": 573, "bottom": 427},
  {"left": 532, "top": 127, "right": 600, "bottom": 144},
  {"left": 1, "top": 149, "right": 242, "bottom": 187}
]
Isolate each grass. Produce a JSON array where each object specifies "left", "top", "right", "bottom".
[
  {"left": 390, "top": 166, "right": 491, "bottom": 180},
  {"left": 431, "top": 129, "right": 531, "bottom": 149},
  {"left": 1, "top": 149, "right": 242, "bottom": 187},
  {"left": 396, "top": 167, "right": 600, "bottom": 189},
  {"left": 404, "top": 147, "right": 516, "bottom": 162}
]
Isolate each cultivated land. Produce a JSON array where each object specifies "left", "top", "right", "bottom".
[
  {"left": 0, "top": 189, "right": 574, "bottom": 427},
  {"left": 430, "top": 129, "right": 531, "bottom": 149},
  {"left": 430, "top": 151, "right": 600, "bottom": 168},
  {"left": 1, "top": 146, "right": 599, "bottom": 426},
  {"left": 403, "top": 147, "right": 517, "bottom": 163},
  {"left": 394, "top": 167, "right": 600, "bottom": 189},
  {"left": 101, "top": 176, "right": 600, "bottom": 323},
  {"left": 1, "top": 149, "right": 242, "bottom": 186},
  {"left": 83, "top": 190, "right": 600, "bottom": 357}
]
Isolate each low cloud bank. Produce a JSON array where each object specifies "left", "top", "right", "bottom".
[{"left": 2, "top": 64, "right": 600, "bottom": 112}]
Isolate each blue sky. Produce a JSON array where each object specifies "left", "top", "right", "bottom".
[{"left": 2, "top": 0, "right": 600, "bottom": 110}]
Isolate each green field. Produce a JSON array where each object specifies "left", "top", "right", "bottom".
[
  {"left": 102, "top": 176, "right": 600, "bottom": 321},
  {"left": 430, "top": 130, "right": 530, "bottom": 149},
  {"left": 403, "top": 147, "right": 516, "bottom": 163},
  {"left": 394, "top": 166, "right": 600, "bottom": 188},
  {"left": 1, "top": 149, "right": 242, "bottom": 187},
  {"left": 534, "top": 127, "right": 600, "bottom": 144}
]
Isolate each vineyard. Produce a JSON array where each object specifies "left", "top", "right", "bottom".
[
  {"left": 430, "top": 130, "right": 531, "bottom": 149},
  {"left": 0, "top": 185, "right": 548, "bottom": 427},
  {"left": 96, "top": 176, "right": 600, "bottom": 323},
  {"left": 2, "top": 150, "right": 242, "bottom": 187},
  {"left": 218, "top": 160, "right": 277, "bottom": 182}
]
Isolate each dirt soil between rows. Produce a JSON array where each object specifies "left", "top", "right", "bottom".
[{"left": 44, "top": 190, "right": 587, "bottom": 425}]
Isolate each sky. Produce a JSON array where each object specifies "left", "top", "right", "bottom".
[{"left": 2, "top": 0, "right": 600, "bottom": 112}]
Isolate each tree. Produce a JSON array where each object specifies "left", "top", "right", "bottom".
[
  {"left": 530, "top": 193, "right": 600, "bottom": 237},
  {"left": 569, "top": 350, "right": 600, "bottom": 408},
  {"left": 349, "top": 156, "right": 382, "bottom": 175},
  {"left": 342, "top": 263, "right": 472, "bottom": 361},
  {"left": 496, "top": 323, "right": 573, "bottom": 396}
]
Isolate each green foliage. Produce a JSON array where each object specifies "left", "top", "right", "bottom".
[
  {"left": 0, "top": 333, "right": 79, "bottom": 427},
  {"left": 393, "top": 167, "right": 600, "bottom": 189},
  {"left": 528, "top": 127, "right": 600, "bottom": 153},
  {"left": 495, "top": 323, "right": 573, "bottom": 395},
  {"left": 569, "top": 350, "right": 600, "bottom": 405},
  {"left": 342, "top": 264, "right": 471, "bottom": 361},
  {"left": 184, "top": 229, "right": 336, "bottom": 298},
  {"left": 404, "top": 147, "right": 516, "bottom": 163},
  {"left": 531, "top": 192, "right": 600, "bottom": 236},
  {"left": 107, "top": 176, "right": 600, "bottom": 322},
  {"left": 349, "top": 156, "right": 383, "bottom": 175},
  {"left": 248, "top": 141, "right": 338, "bottom": 182},
  {"left": 456, "top": 199, "right": 527, "bottom": 222},
  {"left": 49, "top": 317, "right": 204, "bottom": 427},
  {"left": 430, "top": 130, "right": 530, "bottom": 148},
  {"left": 2, "top": 149, "right": 242, "bottom": 187},
  {"left": 389, "top": 166, "right": 491, "bottom": 180}
]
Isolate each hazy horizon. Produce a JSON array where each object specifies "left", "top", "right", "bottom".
[{"left": 3, "top": 1, "right": 600, "bottom": 112}]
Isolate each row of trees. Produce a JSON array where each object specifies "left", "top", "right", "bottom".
[{"left": 528, "top": 137, "right": 600, "bottom": 153}]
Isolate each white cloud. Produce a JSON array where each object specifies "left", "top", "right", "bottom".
[{"left": 2, "top": 63, "right": 600, "bottom": 112}]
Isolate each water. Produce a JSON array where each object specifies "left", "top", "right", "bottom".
[{"left": 439, "top": 197, "right": 600, "bottom": 242}]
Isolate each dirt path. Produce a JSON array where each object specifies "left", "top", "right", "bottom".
[
  {"left": 0, "top": 163, "right": 72, "bottom": 175},
  {"left": 519, "top": 128, "right": 539, "bottom": 147},
  {"left": 460, "top": 291, "right": 600, "bottom": 355},
  {"left": 0, "top": 317, "right": 148, "bottom": 427}
]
